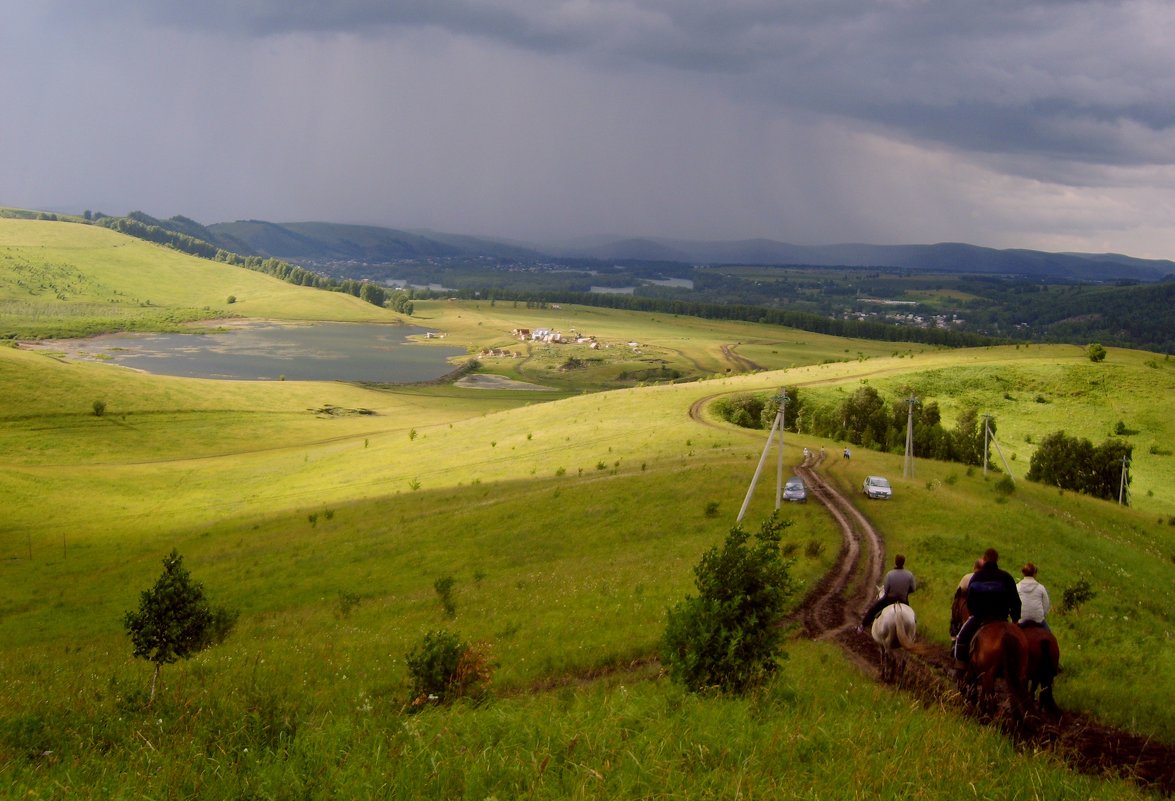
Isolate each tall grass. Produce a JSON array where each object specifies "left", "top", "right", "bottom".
[{"left": 0, "top": 642, "right": 1151, "bottom": 799}]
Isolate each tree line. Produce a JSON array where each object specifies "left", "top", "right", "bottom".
[
  {"left": 713, "top": 386, "right": 994, "bottom": 466},
  {"left": 1026, "top": 431, "right": 1132, "bottom": 504}
]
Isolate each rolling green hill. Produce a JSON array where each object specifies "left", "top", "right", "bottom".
[{"left": 1, "top": 217, "right": 1172, "bottom": 799}]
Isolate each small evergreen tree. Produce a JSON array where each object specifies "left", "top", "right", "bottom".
[
  {"left": 123, "top": 550, "right": 236, "bottom": 703},
  {"left": 661, "top": 513, "right": 795, "bottom": 694}
]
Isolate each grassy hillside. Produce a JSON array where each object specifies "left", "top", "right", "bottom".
[
  {"left": 0, "top": 218, "right": 397, "bottom": 338},
  {"left": 1, "top": 219, "right": 1173, "bottom": 798}
]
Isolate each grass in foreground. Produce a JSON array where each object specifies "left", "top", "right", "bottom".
[{"left": 0, "top": 641, "right": 1152, "bottom": 800}]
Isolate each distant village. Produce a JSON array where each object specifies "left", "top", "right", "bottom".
[
  {"left": 846, "top": 299, "right": 965, "bottom": 330},
  {"left": 477, "top": 326, "right": 640, "bottom": 359}
]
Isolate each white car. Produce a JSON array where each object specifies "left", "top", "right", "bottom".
[
  {"left": 783, "top": 477, "right": 807, "bottom": 502},
  {"left": 863, "top": 475, "right": 893, "bottom": 500}
]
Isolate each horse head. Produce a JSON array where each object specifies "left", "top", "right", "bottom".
[{"left": 949, "top": 588, "right": 970, "bottom": 637}]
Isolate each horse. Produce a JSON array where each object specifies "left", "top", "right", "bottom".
[
  {"left": 964, "top": 620, "right": 1030, "bottom": 719},
  {"left": 1020, "top": 623, "right": 1061, "bottom": 716},
  {"left": 951, "top": 593, "right": 1058, "bottom": 718},
  {"left": 871, "top": 601, "right": 918, "bottom": 683},
  {"left": 949, "top": 588, "right": 969, "bottom": 638}
]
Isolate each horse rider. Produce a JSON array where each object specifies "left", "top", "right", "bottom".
[
  {"left": 956, "top": 558, "right": 983, "bottom": 594},
  {"left": 860, "top": 554, "right": 917, "bottom": 631},
  {"left": 953, "top": 548, "right": 1021, "bottom": 665},
  {"left": 949, "top": 558, "right": 984, "bottom": 638},
  {"left": 1016, "top": 562, "right": 1052, "bottom": 631}
]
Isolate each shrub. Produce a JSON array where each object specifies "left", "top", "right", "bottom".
[
  {"left": 434, "top": 576, "right": 457, "bottom": 619},
  {"left": 704, "top": 501, "right": 720, "bottom": 518},
  {"left": 1087, "top": 343, "right": 1107, "bottom": 362},
  {"left": 405, "top": 630, "right": 492, "bottom": 709},
  {"left": 993, "top": 475, "right": 1015, "bottom": 496},
  {"left": 1061, "top": 579, "right": 1097, "bottom": 613},
  {"left": 336, "top": 591, "right": 362, "bottom": 619},
  {"left": 661, "top": 513, "right": 795, "bottom": 694},
  {"left": 92, "top": 400, "right": 106, "bottom": 417}
]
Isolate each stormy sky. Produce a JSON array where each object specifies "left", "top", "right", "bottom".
[{"left": 4, "top": 1, "right": 1175, "bottom": 257}]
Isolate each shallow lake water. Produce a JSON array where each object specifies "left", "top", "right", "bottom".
[{"left": 48, "top": 322, "right": 465, "bottom": 383}]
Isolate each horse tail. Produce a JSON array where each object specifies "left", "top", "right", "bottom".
[
  {"left": 1002, "top": 625, "right": 1031, "bottom": 710},
  {"left": 1036, "top": 639, "right": 1057, "bottom": 686},
  {"left": 893, "top": 606, "right": 935, "bottom": 656}
]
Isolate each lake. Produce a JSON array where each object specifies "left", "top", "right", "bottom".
[{"left": 39, "top": 322, "right": 465, "bottom": 383}]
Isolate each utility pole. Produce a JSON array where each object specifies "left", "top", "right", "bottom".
[
  {"left": 1119, "top": 455, "right": 1130, "bottom": 506},
  {"left": 903, "top": 393, "right": 919, "bottom": 479},
  {"left": 738, "top": 389, "right": 789, "bottom": 524},
  {"left": 985, "top": 416, "right": 1014, "bottom": 481},
  {"left": 982, "top": 414, "right": 992, "bottom": 478}
]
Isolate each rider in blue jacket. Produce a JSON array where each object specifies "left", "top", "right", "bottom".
[{"left": 952, "top": 548, "right": 1021, "bottom": 663}]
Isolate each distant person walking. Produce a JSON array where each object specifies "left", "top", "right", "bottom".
[{"left": 843, "top": 447, "right": 851, "bottom": 460}]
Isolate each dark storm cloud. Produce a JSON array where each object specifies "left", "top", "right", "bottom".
[
  {"left": 70, "top": 0, "right": 1175, "bottom": 171},
  {"left": 10, "top": 1, "right": 1175, "bottom": 255}
]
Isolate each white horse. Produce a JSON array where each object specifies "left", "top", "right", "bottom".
[{"left": 870, "top": 590, "right": 918, "bottom": 684}]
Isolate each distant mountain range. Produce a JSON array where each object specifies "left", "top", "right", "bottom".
[{"left": 134, "top": 213, "right": 1175, "bottom": 283}]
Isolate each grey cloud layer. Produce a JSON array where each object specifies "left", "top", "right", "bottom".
[{"left": 74, "top": 0, "right": 1175, "bottom": 169}]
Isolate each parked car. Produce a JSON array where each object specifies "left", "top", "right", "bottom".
[
  {"left": 862, "top": 475, "right": 893, "bottom": 499},
  {"left": 783, "top": 477, "right": 807, "bottom": 502}
]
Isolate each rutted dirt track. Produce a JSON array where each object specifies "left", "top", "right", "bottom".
[{"left": 786, "top": 450, "right": 1175, "bottom": 795}]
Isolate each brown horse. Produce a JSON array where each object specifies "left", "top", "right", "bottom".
[
  {"left": 963, "top": 620, "right": 1030, "bottom": 719},
  {"left": 1020, "top": 623, "right": 1061, "bottom": 716},
  {"left": 951, "top": 592, "right": 1060, "bottom": 718},
  {"left": 949, "top": 588, "right": 968, "bottom": 638}
]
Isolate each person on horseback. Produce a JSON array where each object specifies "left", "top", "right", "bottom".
[
  {"left": 1016, "top": 562, "right": 1051, "bottom": 631},
  {"left": 953, "top": 548, "right": 1021, "bottom": 664},
  {"left": 949, "top": 558, "right": 984, "bottom": 638},
  {"left": 957, "top": 558, "right": 983, "bottom": 593},
  {"left": 860, "top": 554, "right": 917, "bottom": 631}
]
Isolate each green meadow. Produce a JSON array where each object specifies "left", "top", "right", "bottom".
[{"left": 1, "top": 218, "right": 1173, "bottom": 798}]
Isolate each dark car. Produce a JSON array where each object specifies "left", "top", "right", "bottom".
[{"left": 783, "top": 477, "right": 807, "bottom": 502}]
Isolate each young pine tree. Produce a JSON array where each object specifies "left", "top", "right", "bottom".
[{"left": 123, "top": 549, "right": 236, "bottom": 703}]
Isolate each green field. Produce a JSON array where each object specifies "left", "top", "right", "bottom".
[{"left": 2, "top": 218, "right": 1173, "bottom": 798}]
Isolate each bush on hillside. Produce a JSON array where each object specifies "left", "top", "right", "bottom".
[
  {"left": 1061, "top": 579, "right": 1097, "bottom": 613},
  {"left": 405, "top": 630, "right": 493, "bottom": 710},
  {"left": 661, "top": 513, "right": 795, "bottom": 694}
]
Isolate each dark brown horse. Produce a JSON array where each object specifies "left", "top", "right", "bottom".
[
  {"left": 949, "top": 588, "right": 968, "bottom": 638},
  {"left": 1020, "top": 623, "right": 1061, "bottom": 716},
  {"left": 964, "top": 620, "right": 1030, "bottom": 719}
]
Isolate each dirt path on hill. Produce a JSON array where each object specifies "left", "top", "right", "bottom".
[
  {"left": 719, "top": 344, "right": 762, "bottom": 373},
  {"left": 789, "top": 449, "right": 1175, "bottom": 795}
]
